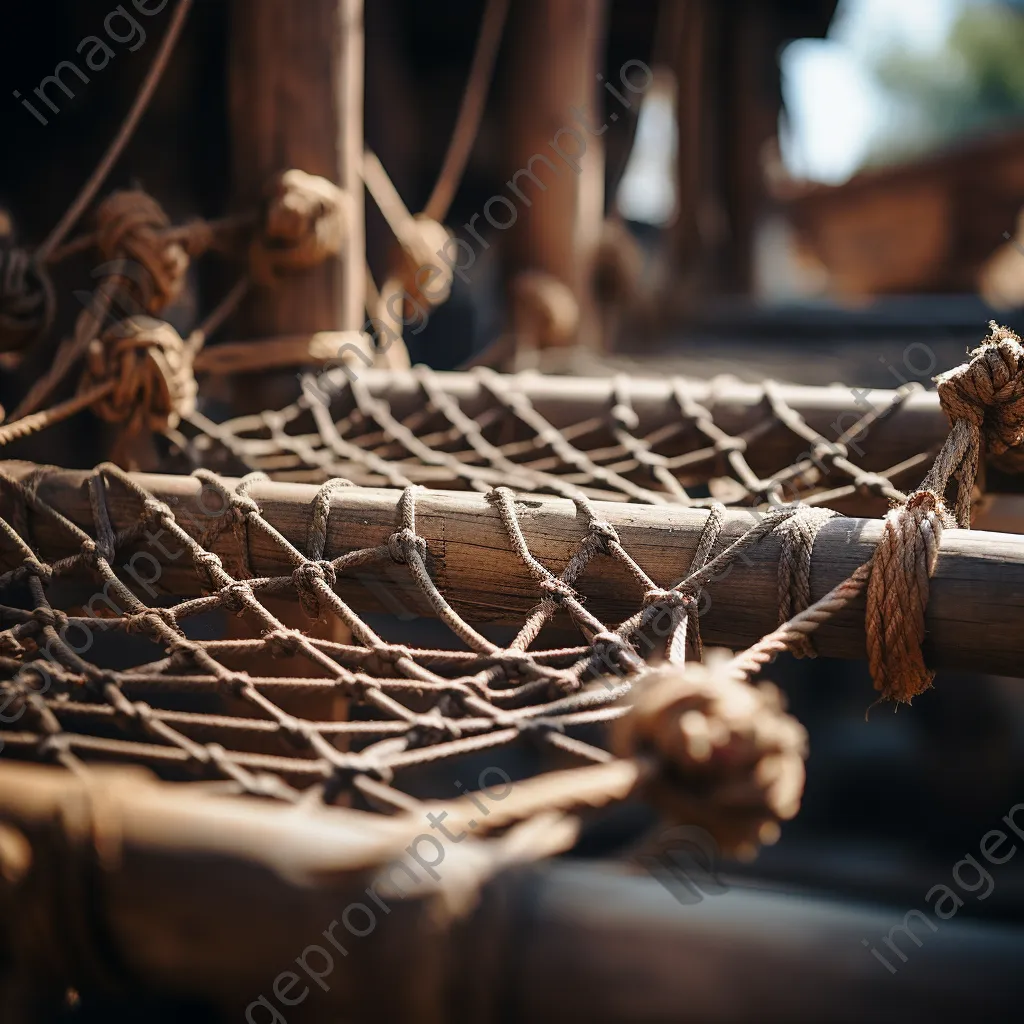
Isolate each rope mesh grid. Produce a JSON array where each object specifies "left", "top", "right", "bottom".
[
  {"left": 0, "top": 461, "right": 750, "bottom": 811},
  {"left": 178, "top": 364, "right": 928, "bottom": 511}
]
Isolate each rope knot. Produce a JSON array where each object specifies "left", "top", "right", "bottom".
[
  {"left": 292, "top": 559, "right": 338, "bottom": 619},
  {"left": 219, "top": 581, "right": 251, "bottom": 615},
  {"left": 251, "top": 170, "right": 350, "bottom": 285},
  {"left": 643, "top": 587, "right": 692, "bottom": 610},
  {"left": 0, "top": 246, "right": 54, "bottom": 350},
  {"left": 936, "top": 323, "right": 1024, "bottom": 453},
  {"left": 388, "top": 215, "right": 454, "bottom": 309},
  {"left": 96, "top": 190, "right": 189, "bottom": 312},
  {"left": 510, "top": 270, "right": 579, "bottom": 348},
  {"left": 588, "top": 520, "right": 620, "bottom": 555},
  {"left": 82, "top": 318, "right": 197, "bottom": 433},
  {"left": 265, "top": 628, "right": 302, "bottom": 658},
  {"left": 538, "top": 577, "right": 576, "bottom": 604},
  {"left": 613, "top": 659, "right": 808, "bottom": 858},
  {"left": 387, "top": 528, "right": 426, "bottom": 564}
]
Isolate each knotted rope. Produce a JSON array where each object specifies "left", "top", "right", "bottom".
[
  {"left": 81, "top": 319, "right": 198, "bottom": 436},
  {"left": 930, "top": 322, "right": 1024, "bottom": 528},
  {"left": 95, "top": 191, "right": 192, "bottom": 313},
  {"left": 249, "top": 169, "right": 351, "bottom": 285},
  {"left": 612, "top": 657, "right": 808, "bottom": 858}
]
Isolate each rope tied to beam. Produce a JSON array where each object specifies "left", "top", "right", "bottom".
[
  {"left": 249, "top": 170, "right": 351, "bottom": 285},
  {"left": 776, "top": 506, "right": 840, "bottom": 658},
  {"left": 96, "top": 191, "right": 191, "bottom": 313},
  {"left": 612, "top": 657, "right": 808, "bottom": 858},
  {"left": 931, "top": 322, "right": 1024, "bottom": 528}
]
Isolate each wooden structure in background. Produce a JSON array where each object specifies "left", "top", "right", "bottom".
[
  {"left": 667, "top": 0, "right": 839, "bottom": 301},
  {"left": 778, "top": 126, "right": 1024, "bottom": 297}
]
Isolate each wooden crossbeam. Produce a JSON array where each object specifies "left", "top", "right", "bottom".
[{"left": 3, "top": 465, "right": 1023, "bottom": 678}]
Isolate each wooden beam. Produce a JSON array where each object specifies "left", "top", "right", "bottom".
[
  {"left": 1, "top": 761, "right": 1021, "bottom": 1023},
  {"left": 503, "top": 0, "right": 606, "bottom": 350},
  {"left": 226, "top": 0, "right": 365, "bottom": 411},
  {"left": 3, "top": 465, "right": 1024, "bottom": 678}
]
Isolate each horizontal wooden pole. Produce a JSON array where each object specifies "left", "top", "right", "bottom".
[
  {"left": 2, "top": 464, "right": 1023, "bottom": 677},
  {"left": 2, "top": 761, "right": 1021, "bottom": 1023},
  {"left": 336, "top": 368, "right": 1000, "bottom": 476}
]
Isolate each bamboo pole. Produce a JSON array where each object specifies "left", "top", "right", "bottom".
[{"left": 3, "top": 465, "right": 1024, "bottom": 678}]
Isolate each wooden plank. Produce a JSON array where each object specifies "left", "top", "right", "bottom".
[{"left": 3, "top": 465, "right": 1024, "bottom": 678}]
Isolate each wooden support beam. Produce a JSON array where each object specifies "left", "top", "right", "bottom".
[
  {"left": 503, "top": 0, "right": 606, "bottom": 350},
  {"left": 1, "top": 761, "right": 1022, "bottom": 1023},
  {"left": 227, "top": 0, "right": 365, "bottom": 410},
  {"left": 3, "top": 465, "right": 1024, "bottom": 678}
]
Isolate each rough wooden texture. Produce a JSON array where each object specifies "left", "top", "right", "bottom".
[
  {"left": 2, "top": 762, "right": 1022, "bottom": 1023},
  {"left": 3, "top": 464, "right": 1024, "bottom": 678},
  {"left": 503, "top": 0, "right": 605, "bottom": 347},
  {"left": 227, "top": 0, "right": 364, "bottom": 412}
]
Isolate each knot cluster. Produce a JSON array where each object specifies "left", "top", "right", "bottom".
[
  {"left": 613, "top": 660, "right": 807, "bottom": 857},
  {"left": 96, "top": 191, "right": 189, "bottom": 312},
  {"left": 936, "top": 322, "right": 1024, "bottom": 455},
  {"left": 82, "top": 318, "right": 197, "bottom": 433}
]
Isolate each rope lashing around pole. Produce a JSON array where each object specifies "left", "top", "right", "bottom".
[
  {"left": 95, "top": 191, "right": 194, "bottom": 314},
  {"left": 249, "top": 170, "right": 352, "bottom": 285},
  {"left": 80, "top": 318, "right": 199, "bottom": 435},
  {"left": 776, "top": 506, "right": 840, "bottom": 659}
]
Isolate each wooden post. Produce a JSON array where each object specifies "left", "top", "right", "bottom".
[
  {"left": 226, "top": 0, "right": 364, "bottom": 696},
  {"left": 503, "top": 0, "right": 606, "bottom": 354},
  {"left": 6, "top": 465, "right": 1024, "bottom": 679},
  {"left": 226, "top": 0, "right": 365, "bottom": 410}
]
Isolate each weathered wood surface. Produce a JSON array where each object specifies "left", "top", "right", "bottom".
[
  {"left": 1, "top": 761, "right": 1022, "bottom": 1024},
  {"left": 226, "top": 0, "right": 365, "bottom": 413},
  {"left": 3, "top": 465, "right": 1024, "bottom": 677}
]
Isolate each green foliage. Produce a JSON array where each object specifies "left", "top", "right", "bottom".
[{"left": 867, "top": 3, "right": 1024, "bottom": 167}]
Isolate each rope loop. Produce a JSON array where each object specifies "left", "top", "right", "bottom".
[
  {"left": 510, "top": 270, "right": 579, "bottom": 349},
  {"left": 250, "top": 169, "right": 350, "bottom": 285},
  {"left": 96, "top": 190, "right": 189, "bottom": 312},
  {"left": 82, "top": 318, "right": 197, "bottom": 433},
  {"left": 865, "top": 489, "right": 951, "bottom": 704}
]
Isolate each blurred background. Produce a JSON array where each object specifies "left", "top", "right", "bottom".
[{"left": 3, "top": 0, "right": 1024, "bottom": 1009}]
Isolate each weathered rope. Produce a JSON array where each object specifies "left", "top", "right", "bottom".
[
  {"left": 249, "top": 170, "right": 351, "bottom": 285},
  {"left": 776, "top": 505, "right": 840, "bottom": 658},
  {"left": 929, "top": 322, "right": 1024, "bottom": 528}
]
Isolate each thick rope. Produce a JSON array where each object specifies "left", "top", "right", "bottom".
[{"left": 930, "top": 322, "right": 1024, "bottom": 528}]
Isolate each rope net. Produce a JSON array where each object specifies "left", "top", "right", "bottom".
[
  {"left": 1, "top": 325, "right": 1021, "bottom": 861},
  {"left": 177, "top": 364, "right": 931, "bottom": 511}
]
